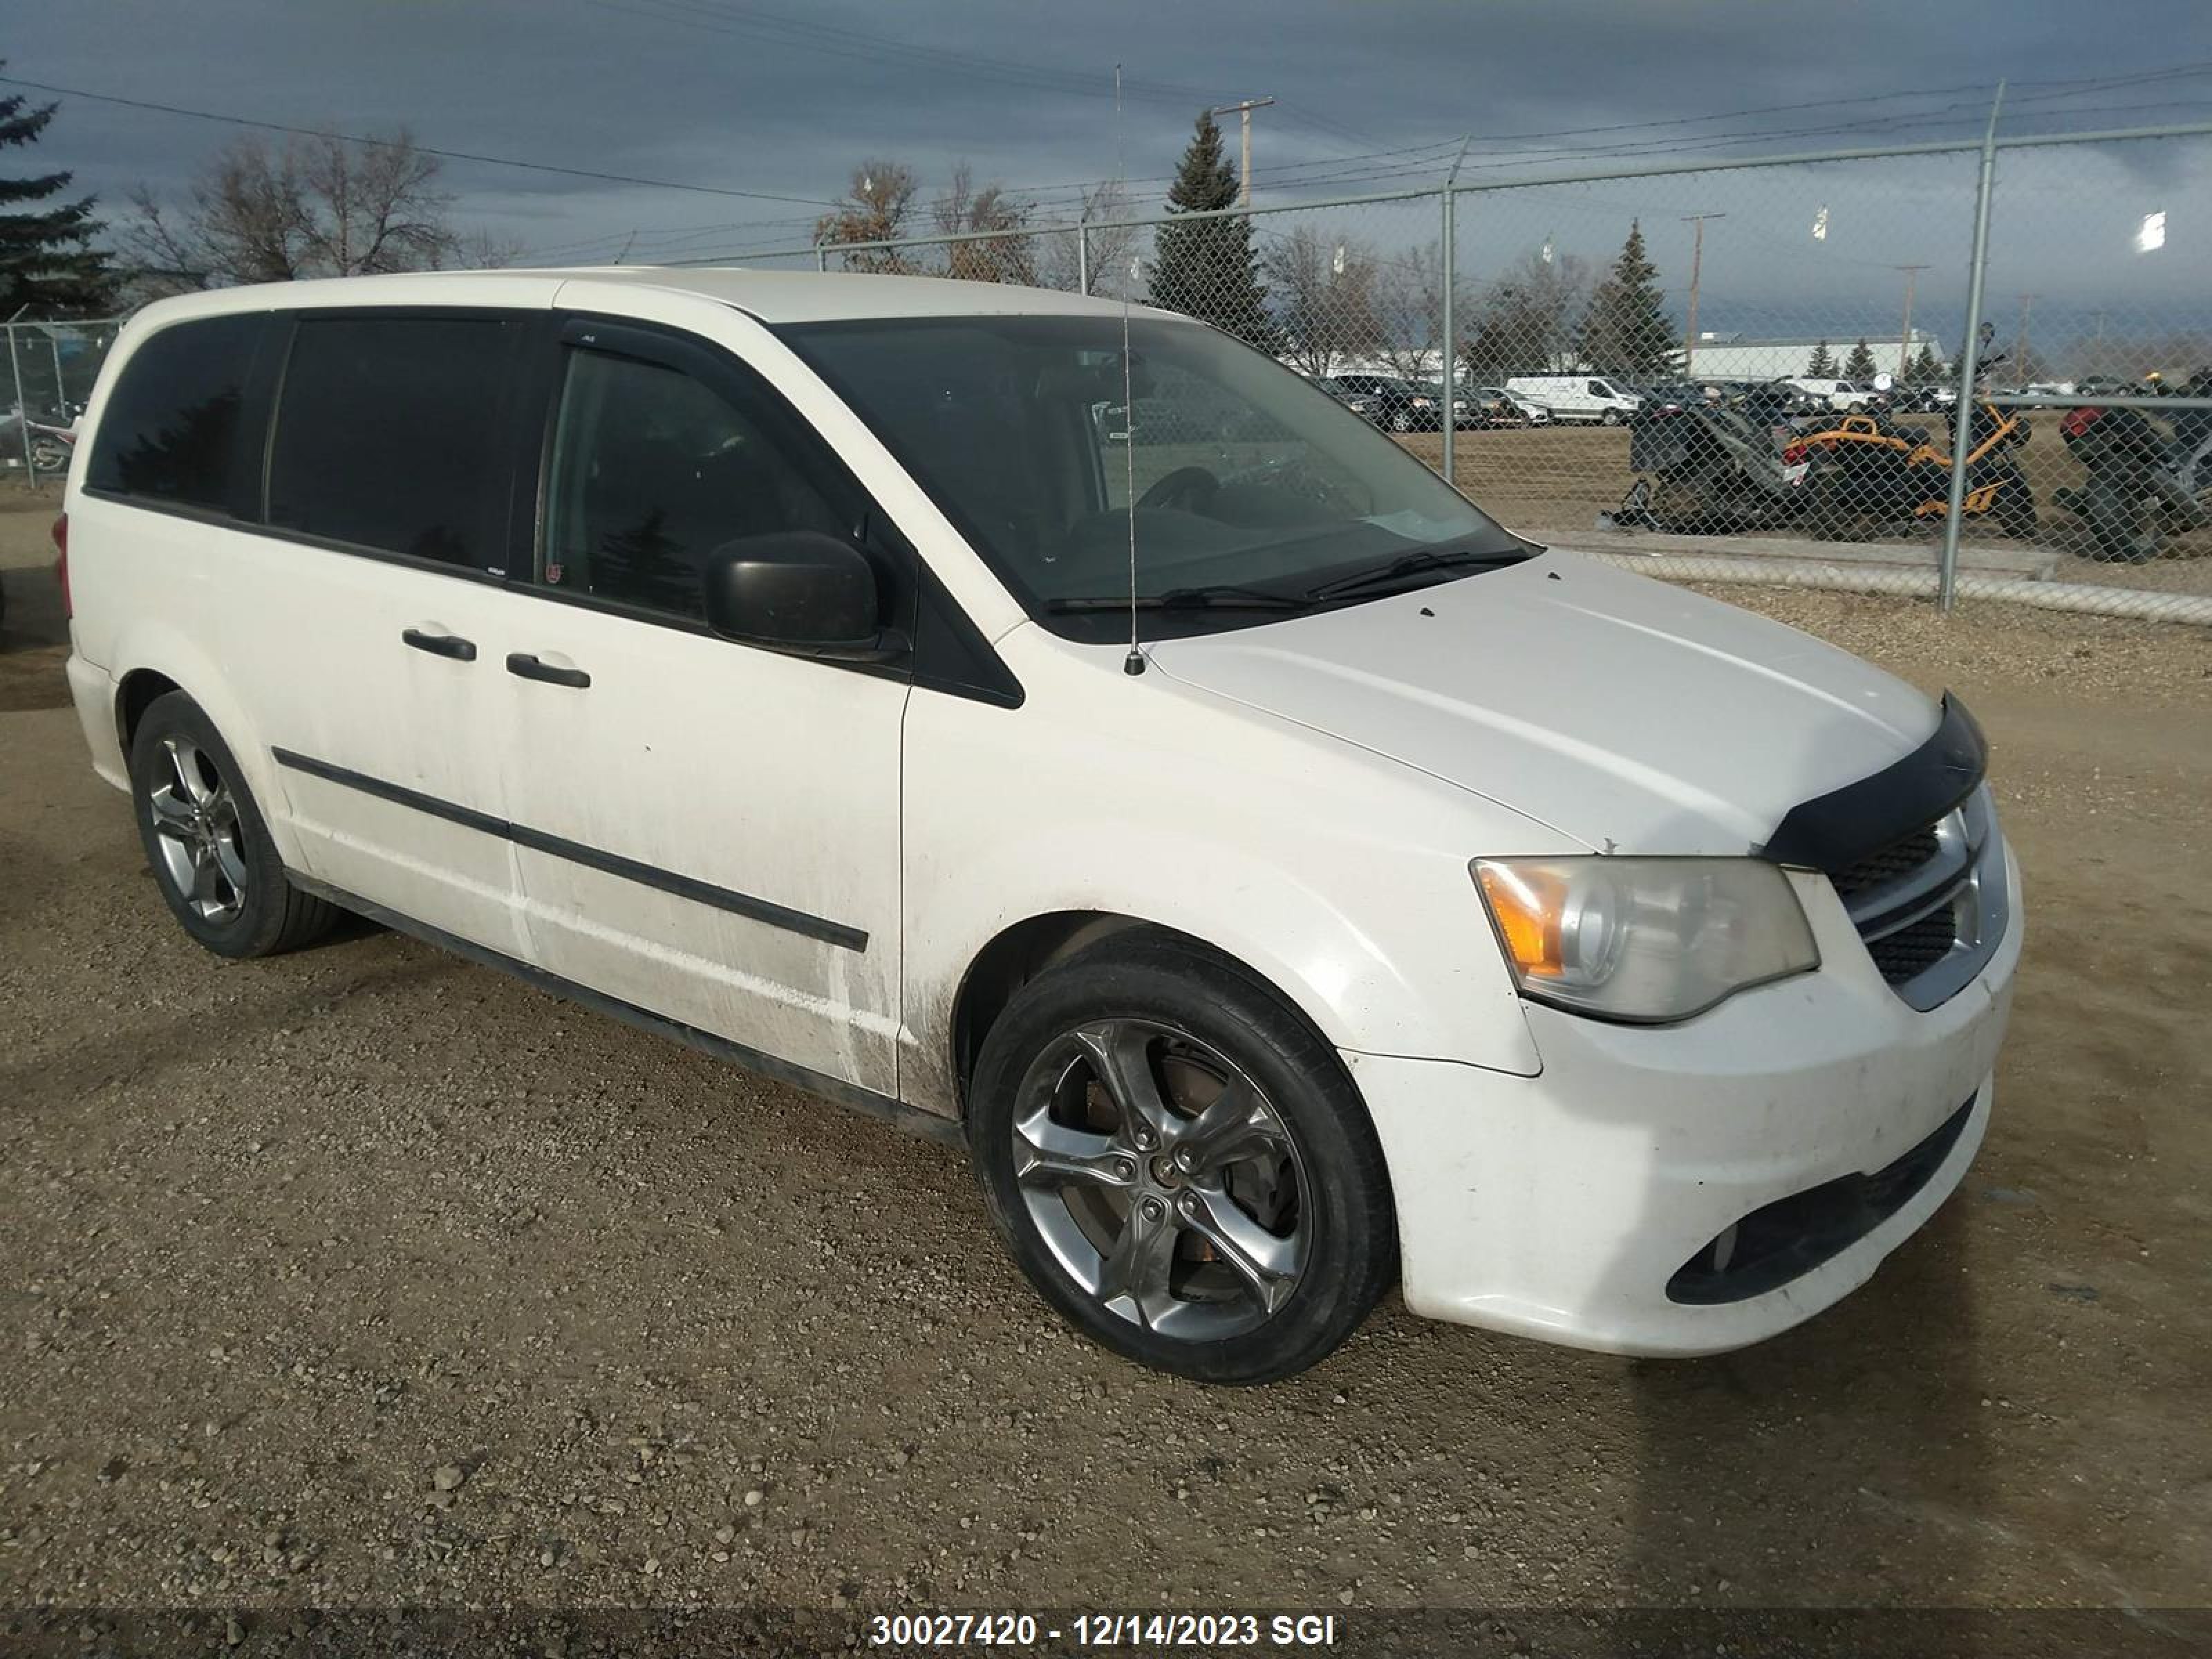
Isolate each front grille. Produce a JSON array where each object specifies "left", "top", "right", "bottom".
[
  {"left": 1867, "top": 908, "right": 1959, "bottom": 983},
  {"left": 1830, "top": 829, "right": 1940, "bottom": 905},
  {"left": 1828, "top": 788, "right": 2006, "bottom": 1011}
]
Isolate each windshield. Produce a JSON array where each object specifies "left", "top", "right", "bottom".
[{"left": 781, "top": 315, "right": 1524, "bottom": 640}]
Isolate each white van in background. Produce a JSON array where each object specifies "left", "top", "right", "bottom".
[{"left": 1503, "top": 374, "right": 1642, "bottom": 425}]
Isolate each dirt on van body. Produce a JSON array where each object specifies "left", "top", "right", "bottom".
[{"left": 3, "top": 486, "right": 2209, "bottom": 1649}]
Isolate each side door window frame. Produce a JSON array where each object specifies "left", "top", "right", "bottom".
[
  {"left": 514, "top": 313, "right": 910, "bottom": 668},
  {"left": 255, "top": 306, "right": 535, "bottom": 583}
]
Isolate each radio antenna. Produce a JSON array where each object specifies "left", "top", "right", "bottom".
[{"left": 1116, "top": 63, "right": 1145, "bottom": 677}]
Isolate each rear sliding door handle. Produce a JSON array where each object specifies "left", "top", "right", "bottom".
[
  {"left": 506, "top": 652, "right": 591, "bottom": 689},
  {"left": 401, "top": 627, "right": 476, "bottom": 661}
]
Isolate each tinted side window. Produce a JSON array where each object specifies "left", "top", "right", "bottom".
[
  {"left": 268, "top": 315, "right": 514, "bottom": 566},
  {"left": 540, "top": 348, "right": 849, "bottom": 621},
  {"left": 86, "top": 315, "right": 262, "bottom": 512}
]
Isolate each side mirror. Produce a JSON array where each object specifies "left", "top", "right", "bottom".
[{"left": 702, "top": 532, "right": 887, "bottom": 658}]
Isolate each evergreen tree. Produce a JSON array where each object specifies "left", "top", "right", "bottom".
[
  {"left": 1908, "top": 340, "right": 1944, "bottom": 384},
  {"left": 0, "top": 69, "right": 116, "bottom": 316},
  {"left": 1148, "top": 112, "right": 1273, "bottom": 348},
  {"left": 1575, "top": 221, "right": 1674, "bottom": 377},
  {"left": 1843, "top": 337, "right": 1878, "bottom": 379},
  {"left": 1806, "top": 340, "right": 1836, "bottom": 376}
]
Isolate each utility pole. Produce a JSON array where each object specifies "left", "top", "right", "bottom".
[
  {"left": 1893, "top": 265, "right": 1929, "bottom": 377},
  {"left": 1680, "top": 212, "right": 1725, "bottom": 375},
  {"left": 2015, "top": 292, "right": 2038, "bottom": 381},
  {"left": 1207, "top": 97, "right": 1275, "bottom": 208}
]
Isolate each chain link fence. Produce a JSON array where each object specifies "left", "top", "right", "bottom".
[
  {"left": 3, "top": 319, "right": 120, "bottom": 489},
  {"left": 15, "top": 122, "right": 2211, "bottom": 627},
  {"left": 740, "top": 116, "right": 2212, "bottom": 629}
]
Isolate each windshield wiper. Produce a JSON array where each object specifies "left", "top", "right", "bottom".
[
  {"left": 1303, "top": 546, "right": 1527, "bottom": 601},
  {"left": 1046, "top": 583, "right": 1315, "bottom": 613}
]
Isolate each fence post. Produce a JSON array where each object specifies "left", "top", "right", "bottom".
[
  {"left": 6, "top": 325, "right": 36, "bottom": 485},
  {"left": 1437, "top": 140, "right": 1472, "bottom": 489},
  {"left": 814, "top": 241, "right": 827, "bottom": 273},
  {"left": 1439, "top": 190, "right": 1457, "bottom": 485},
  {"left": 1939, "top": 81, "right": 2006, "bottom": 612},
  {"left": 1078, "top": 219, "right": 1091, "bottom": 297}
]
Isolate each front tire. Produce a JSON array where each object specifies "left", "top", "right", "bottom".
[
  {"left": 129, "top": 691, "right": 338, "bottom": 958},
  {"left": 1600, "top": 409, "right": 1622, "bottom": 427},
  {"left": 968, "top": 932, "right": 1396, "bottom": 1384}
]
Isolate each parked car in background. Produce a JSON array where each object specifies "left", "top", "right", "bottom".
[
  {"left": 1735, "top": 379, "right": 1823, "bottom": 426},
  {"left": 1477, "top": 386, "right": 1550, "bottom": 426},
  {"left": 1632, "top": 383, "right": 1722, "bottom": 420},
  {"left": 1505, "top": 374, "right": 1642, "bottom": 425},
  {"left": 1893, "top": 383, "right": 1960, "bottom": 415},
  {"left": 1790, "top": 378, "right": 1887, "bottom": 413},
  {"left": 1328, "top": 373, "right": 1446, "bottom": 433}
]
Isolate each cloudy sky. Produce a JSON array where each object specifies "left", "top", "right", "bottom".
[{"left": 10, "top": 1, "right": 2212, "bottom": 354}]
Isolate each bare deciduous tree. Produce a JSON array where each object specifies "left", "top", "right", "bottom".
[
  {"left": 1479, "top": 246, "right": 1593, "bottom": 374},
  {"left": 1262, "top": 225, "right": 1380, "bottom": 377},
  {"left": 1367, "top": 241, "right": 1470, "bottom": 383},
  {"left": 1035, "top": 179, "right": 1138, "bottom": 297},
  {"left": 814, "top": 161, "right": 919, "bottom": 273},
  {"left": 126, "top": 131, "right": 465, "bottom": 290},
  {"left": 932, "top": 163, "right": 1035, "bottom": 285}
]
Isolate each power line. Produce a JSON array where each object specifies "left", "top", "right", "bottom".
[
  {"left": 571, "top": 0, "right": 1432, "bottom": 156},
  {"left": 0, "top": 74, "right": 836, "bottom": 206}
]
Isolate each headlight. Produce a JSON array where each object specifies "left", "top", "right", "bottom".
[{"left": 1472, "top": 856, "right": 1819, "bottom": 1022}]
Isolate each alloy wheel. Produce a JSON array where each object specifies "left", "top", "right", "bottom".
[
  {"left": 147, "top": 734, "right": 250, "bottom": 925},
  {"left": 1010, "top": 1018, "right": 1311, "bottom": 1340}
]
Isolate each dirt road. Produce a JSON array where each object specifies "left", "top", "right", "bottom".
[{"left": 3, "top": 489, "right": 2209, "bottom": 1647}]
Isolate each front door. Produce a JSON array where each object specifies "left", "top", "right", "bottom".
[{"left": 496, "top": 317, "right": 908, "bottom": 1096}]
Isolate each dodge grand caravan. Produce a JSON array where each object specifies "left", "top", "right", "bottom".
[{"left": 60, "top": 270, "right": 2021, "bottom": 1382}]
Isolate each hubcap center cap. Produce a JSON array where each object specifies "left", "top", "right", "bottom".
[{"left": 1148, "top": 1153, "right": 1182, "bottom": 1188}]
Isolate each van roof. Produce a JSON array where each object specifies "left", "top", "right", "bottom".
[{"left": 129, "top": 265, "right": 1165, "bottom": 328}]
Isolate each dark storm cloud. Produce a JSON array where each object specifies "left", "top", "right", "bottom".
[{"left": 8, "top": 0, "right": 2211, "bottom": 305}]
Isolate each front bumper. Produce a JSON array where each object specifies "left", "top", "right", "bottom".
[{"left": 1351, "top": 848, "right": 2022, "bottom": 1357}]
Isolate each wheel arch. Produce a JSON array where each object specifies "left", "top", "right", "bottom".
[
  {"left": 102, "top": 635, "right": 306, "bottom": 870},
  {"left": 115, "top": 666, "right": 183, "bottom": 756},
  {"left": 945, "top": 910, "right": 1356, "bottom": 1127}
]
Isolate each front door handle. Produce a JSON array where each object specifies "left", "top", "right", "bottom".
[
  {"left": 506, "top": 652, "right": 591, "bottom": 689},
  {"left": 402, "top": 626, "right": 477, "bottom": 662}
]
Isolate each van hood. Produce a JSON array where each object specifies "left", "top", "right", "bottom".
[{"left": 1147, "top": 550, "right": 1940, "bottom": 856}]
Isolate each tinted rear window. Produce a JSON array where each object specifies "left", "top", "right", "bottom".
[
  {"left": 268, "top": 315, "right": 514, "bottom": 566},
  {"left": 86, "top": 315, "right": 262, "bottom": 512}
]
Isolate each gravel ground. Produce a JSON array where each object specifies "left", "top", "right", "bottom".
[{"left": 3, "top": 489, "right": 2210, "bottom": 1650}]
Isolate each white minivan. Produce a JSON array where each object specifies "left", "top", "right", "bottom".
[
  {"left": 59, "top": 270, "right": 2020, "bottom": 1382},
  {"left": 1503, "top": 373, "right": 1642, "bottom": 425}
]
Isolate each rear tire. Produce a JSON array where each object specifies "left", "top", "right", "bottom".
[
  {"left": 1993, "top": 470, "right": 2038, "bottom": 537},
  {"left": 128, "top": 691, "right": 338, "bottom": 959},
  {"left": 968, "top": 932, "right": 1396, "bottom": 1384},
  {"left": 2077, "top": 482, "right": 2162, "bottom": 563}
]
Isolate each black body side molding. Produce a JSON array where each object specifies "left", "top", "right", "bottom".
[{"left": 270, "top": 747, "right": 868, "bottom": 951}]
